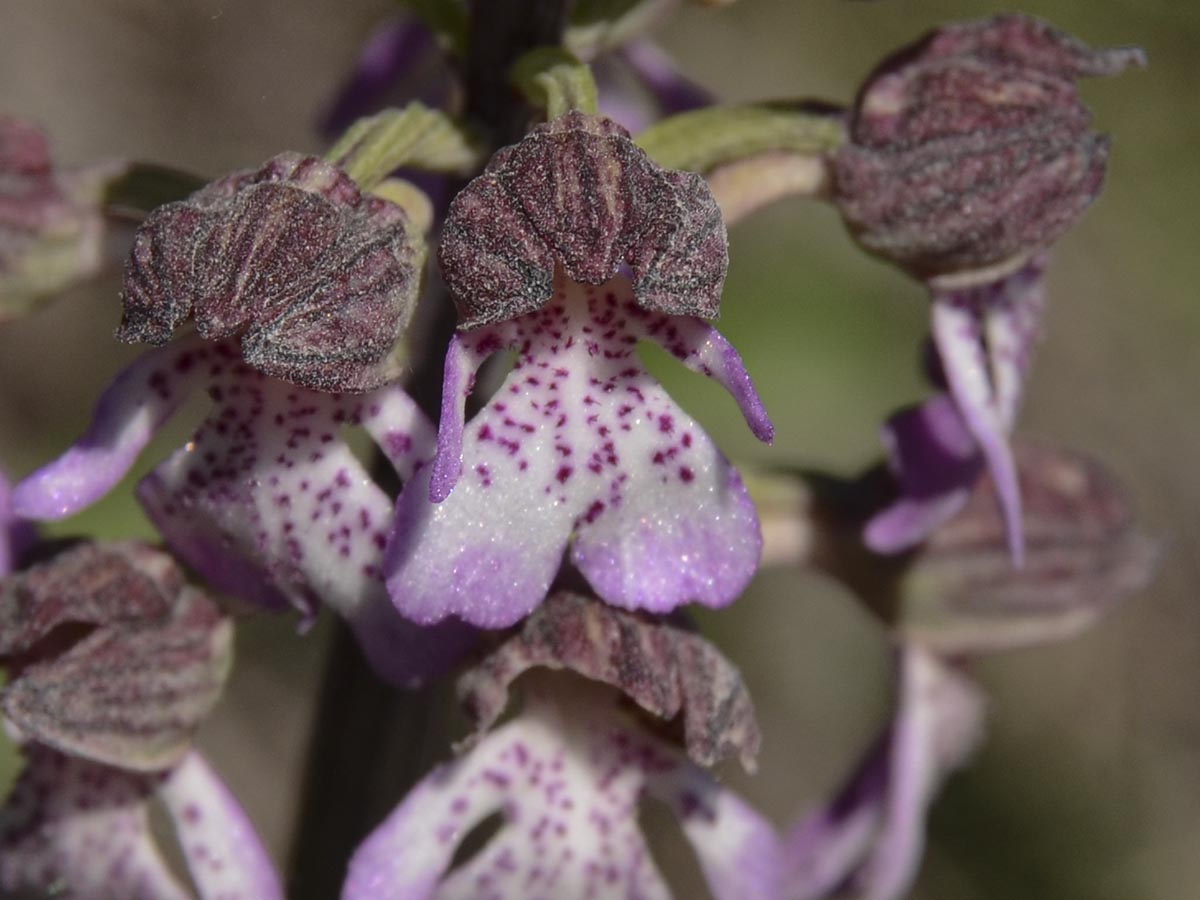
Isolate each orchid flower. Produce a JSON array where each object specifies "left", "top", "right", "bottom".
[
  {"left": 12, "top": 153, "right": 471, "bottom": 686},
  {"left": 832, "top": 14, "right": 1144, "bottom": 564},
  {"left": 0, "top": 115, "right": 119, "bottom": 319},
  {"left": 0, "top": 541, "right": 282, "bottom": 899},
  {"left": 345, "top": 675, "right": 780, "bottom": 900},
  {"left": 865, "top": 258, "right": 1045, "bottom": 559},
  {"left": 385, "top": 112, "right": 773, "bottom": 628},
  {"left": 347, "top": 590, "right": 778, "bottom": 898}
]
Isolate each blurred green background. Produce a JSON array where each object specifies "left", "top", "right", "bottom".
[{"left": 1, "top": 1, "right": 1197, "bottom": 897}]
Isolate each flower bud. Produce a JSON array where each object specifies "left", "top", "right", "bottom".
[{"left": 833, "top": 14, "right": 1144, "bottom": 287}]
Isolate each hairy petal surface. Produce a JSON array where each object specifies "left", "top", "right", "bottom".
[
  {"left": 458, "top": 591, "right": 760, "bottom": 771},
  {"left": 785, "top": 646, "right": 984, "bottom": 900},
  {"left": 833, "top": 14, "right": 1144, "bottom": 284},
  {"left": 386, "top": 275, "right": 770, "bottom": 627},
  {"left": 343, "top": 680, "right": 780, "bottom": 900},
  {"left": 439, "top": 111, "right": 728, "bottom": 328},
  {"left": 119, "top": 153, "right": 420, "bottom": 393}
]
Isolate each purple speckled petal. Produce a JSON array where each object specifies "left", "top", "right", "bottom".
[
  {"left": 786, "top": 646, "right": 984, "bottom": 900},
  {"left": 343, "top": 680, "right": 780, "bottom": 900},
  {"left": 931, "top": 295, "right": 1023, "bottom": 566},
  {"left": 864, "top": 395, "right": 984, "bottom": 554},
  {"left": 388, "top": 276, "right": 766, "bottom": 627},
  {"left": 12, "top": 337, "right": 201, "bottom": 521},
  {"left": 641, "top": 313, "right": 774, "bottom": 444},
  {"left": 0, "top": 745, "right": 191, "bottom": 900},
  {"left": 158, "top": 751, "right": 283, "bottom": 900},
  {"left": 127, "top": 342, "right": 459, "bottom": 684},
  {"left": 643, "top": 757, "right": 782, "bottom": 899}
]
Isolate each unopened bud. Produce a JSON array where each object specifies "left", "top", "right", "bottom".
[{"left": 833, "top": 14, "right": 1144, "bottom": 287}]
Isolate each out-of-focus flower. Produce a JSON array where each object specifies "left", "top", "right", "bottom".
[
  {"left": 321, "top": 17, "right": 454, "bottom": 137},
  {"left": 785, "top": 645, "right": 984, "bottom": 900},
  {"left": 0, "top": 116, "right": 118, "bottom": 319},
  {"left": 833, "top": 15, "right": 1143, "bottom": 564},
  {"left": 778, "top": 441, "right": 1157, "bottom": 899},
  {"left": 13, "top": 155, "right": 472, "bottom": 686},
  {"left": 890, "top": 441, "right": 1159, "bottom": 654},
  {"left": 0, "top": 541, "right": 281, "bottom": 899},
  {"left": 322, "top": 7, "right": 712, "bottom": 139},
  {"left": 866, "top": 256, "right": 1044, "bottom": 557},
  {"left": 386, "top": 112, "right": 773, "bottom": 628},
  {"left": 345, "top": 591, "right": 779, "bottom": 899},
  {"left": 593, "top": 39, "right": 712, "bottom": 133}
]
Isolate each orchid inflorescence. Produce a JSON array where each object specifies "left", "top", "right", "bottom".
[{"left": 0, "top": 5, "right": 1152, "bottom": 899}]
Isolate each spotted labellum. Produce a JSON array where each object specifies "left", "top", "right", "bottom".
[
  {"left": 11, "top": 337, "right": 469, "bottom": 686},
  {"left": 385, "top": 111, "right": 773, "bottom": 628},
  {"left": 119, "top": 152, "right": 422, "bottom": 394},
  {"left": 346, "top": 593, "right": 779, "bottom": 899}
]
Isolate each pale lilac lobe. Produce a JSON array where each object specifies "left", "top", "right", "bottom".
[
  {"left": 119, "top": 153, "right": 421, "bottom": 393},
  {"left": 0, "top": 116, "right": 108, "bottom": 315},
  {"left": 929, "top": 257, "right": 1046, "bottom": 564},
  {"left": 342, "top": 681, "right": 781, "bottom": 900},
  {"left": 439, "top": 111, "right": 728, "bottom": 329},
  {"left": 459, "top": 591, "right": 760, "bottom": 771},
  {"left": 786, "top": 646, "right": 984, "bottom": 900},
  {"left": 864, "top": 395, "right": 983, "bottom": 554},
  {"left": 386, "top": 275, "right": 771, "bottom": 628},
  {"left": 834, "top": 14, "right": 1144, "bottom": 284},
  {"left": 0, "top": 746, "right": 282, "bottom": 900},
  {"left": 0, "top": 542, "right": 232, "bottom": 772},
  {"left": 13, "top": 337, "right": 462, "bottom": 687}
]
